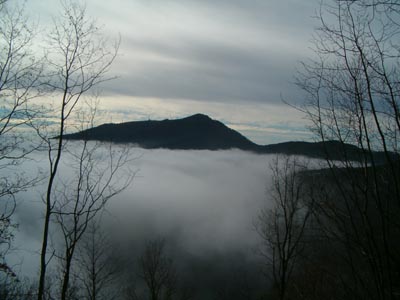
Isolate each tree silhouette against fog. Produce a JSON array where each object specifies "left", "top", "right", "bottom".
[
  {"left": 0, "top": 1, "right": 131, "bottom": 298},
  {"left": 256, "top": 156, "right": 312, "bottom": 300},
  {"left": 289, "top": 0, "right": 400, "bottom": 299},
  {"left": 31, "top": 1, "right": 123, "bottom": 299},
  {"left": 133, "top": 239, "right": 177, "bottom": 300},
  {"left": 73, "top": 218, "right": 123, "bottom": 300},
  {"left": 127, "top": 239, "right": 194, "bottom": 300},
  {"left": 0, "top": 0, "right": 43, "bottom": 280},
  {"left": 53, "top": 105, "right": 133, "bottom": 300},
  {"left": 259, "top": 1, "right": 400, "bottom": 299}
]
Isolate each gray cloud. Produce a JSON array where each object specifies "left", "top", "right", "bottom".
[
  {"left": 103, "top": 35, "right": 300, "bottom": 103},
  {"left": 91, "top": 0, "right": 318, "bottom": 104},
  {"left": 19, "top": 0, "right": 319, "bottom": 143}
]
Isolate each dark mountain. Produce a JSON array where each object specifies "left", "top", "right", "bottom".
[
  {"left": 63, "top": 114, "right": 258, "bottom": 151},
  {"left": 63, "top": 113, "right": 395, "bottom": 161},
  {"left": 261, "top": 140, "right": 361, "bottom": 159}
]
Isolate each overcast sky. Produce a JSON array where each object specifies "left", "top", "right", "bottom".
[{"left": 25, "top": 0, "right": 319, "bottom": 144}]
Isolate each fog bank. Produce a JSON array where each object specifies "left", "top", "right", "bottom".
[{"left": 10, "top": 145, "right": 275, "bottom": 287}]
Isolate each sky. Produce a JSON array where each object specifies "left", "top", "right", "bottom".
[{"left": 23, "top": 0, "right": 319, "bottom": 144}]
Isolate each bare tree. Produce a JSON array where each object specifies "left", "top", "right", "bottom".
[
  {"left": 256, "top": 155, "right": 312, "bottom": 300},
  {"left": 54, "top": 136, "right": 132, "bottom": 300},
  {"left": 33, "top": 1, "right": 120, "bottom": 299},
  {"left": 139, "top": 239, "right": 176, "bottom": 300},
  {"left": 0, "top": 0, "right": 43, "bottom": 276},
  {"left": 295, "top": 0, "right": 400, "bottom": 299},
  {"left": 127, "top": 239, "right": 179, "bottom": 300},
  {"left": 0, "top": 275, "right": 37, "bottom": 300},
  {"left": 73, "top": 218, "right": 122, "bottom": 300}
]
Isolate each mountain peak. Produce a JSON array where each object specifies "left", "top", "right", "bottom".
[
  {"left": 63, "top": 113, "right": 256, "bottom": 151},
  {"left": 61, "top": 114, "right": 391, "bottom": 162},
  {"left": 183, "top": 113, "right": 212, "bottom": 121}
]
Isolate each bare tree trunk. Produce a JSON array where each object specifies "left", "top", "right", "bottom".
[{"left": 34, "top": 1, "right": 120, "bottom": 299}]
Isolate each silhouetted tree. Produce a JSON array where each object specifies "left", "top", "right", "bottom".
[
  {"left": 33, "top": 1, "right": 120, "bottom": 299},
  {"left": 0, "top": 275, "right": 36, "bottom": 300},
  {"left": 256, "top": 155, "right": 312, "bottom": 300},
  {"left": 44, "top": 100, "right": 133, "bottom": 300},
  {"left": 126, "top": 239, "right": 194, "bottom": 300},
  {"left": 73, "top": 219, "right": 122, "bottom": 300},
  {"left": 295, "top": 0, "right": 400, "bottom": 298},
  {"left": 54, "top": 137, "right": 132, "bottom": 300},
  {"left": 138, "top": 239, "right": 176, "bottom": 300},
  {"left": 0, "top": 0, "right": 43, "bottom": 277}
]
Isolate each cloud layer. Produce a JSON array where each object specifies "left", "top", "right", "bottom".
[
  {"left": 10, "top": 146, "right": 274, "bottom": 279},
  {"left": 97, "top": 0, "right": 317, "bottom": 104},
  {"left": 21, "top": 0, "right": 318, "bottom": 143}
]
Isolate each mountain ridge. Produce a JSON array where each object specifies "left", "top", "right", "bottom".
[{"left": 63, "top": 113, "right": 393, "bottom": 162}]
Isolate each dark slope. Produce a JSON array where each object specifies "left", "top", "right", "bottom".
[
  {"left": 64, "top": 114, "right": 258, "bottom": 151},
  {"left": 63, "top": 113, "right": 395, "bottom": 161},
  {"left": 261, "top": 140, "right": 361, "bottom": 159},
  {"left": 261, "top": 141, "right": 396, "bottom": 163}
]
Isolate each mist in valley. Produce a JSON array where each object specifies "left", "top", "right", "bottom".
[
  {"left": 7, "top": 143, "right": 280, "bottom": 298},
  {"left": 2, "top": 0, "right": 399, "bottom": 298}
]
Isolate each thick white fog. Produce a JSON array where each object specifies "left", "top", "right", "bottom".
[
  {"left": 9, "top": 143, "right": 277, "bottom": 278},
  {"left": 109, "top": 149, "right": 271, "bottom": 253}
]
